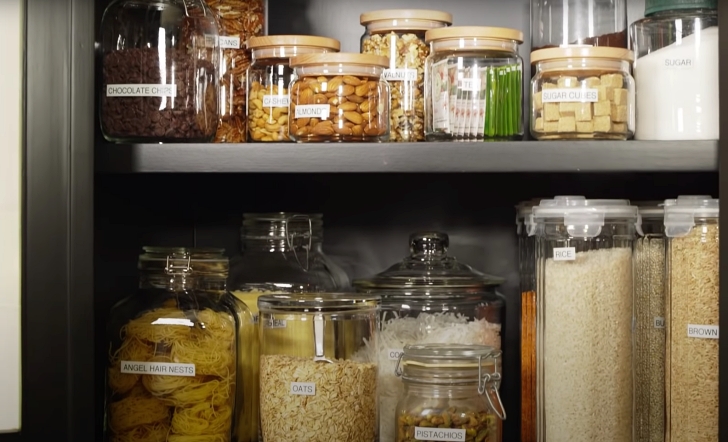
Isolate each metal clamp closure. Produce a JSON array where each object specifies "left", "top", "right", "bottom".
[
  {"left": 165, "top": 253, "right": 192, "bottom": 275},
  {"left": 285, "top": 214, "right": 313, "bottom": 271}
]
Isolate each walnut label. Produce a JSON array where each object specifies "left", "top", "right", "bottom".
[
  {"left": 294, "top": 104, "right": 330, "bottom": 119},
  {"left": 219, "top": 35, "right": 241, "bottom": 49},
  {"left": 290, "top": 382, "right": 316, "bottom": 396},
  {"left": 553, "top": 247, "right": 576, "bottom": 261},
  {"left": 687, "top": 324, "right": 719, "bottom": 339},
  {"left": 106, "top": 84, "right": 177, "bottom": 98},
  {"left": 542, "top": 88, "right": 598, "bottom": 103},
  {"left": 383, "top": 68, "right": 417, "bottom": 82},
  {"left": 414, "top": 427, "right": 466, "bottom": 441},
  {"left": 263, "top": 95, "right": 290, "bottom": 107},
  {"left": 120, "top": 360, "right": 196, "bottom": 377}
]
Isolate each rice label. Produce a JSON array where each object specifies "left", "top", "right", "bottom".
[
  {"left": 120, "top": 360, "right": 196, "bottom": 377},
  {"left": 263, "top": 95, "right": 290, "bottom": 107},
  {"left": 106, "top": 84, "right": 177, "bottom": 98},
  {"left": 654, "top": 317, "right": 665, "bottom": 329},
  {"left": 265, "top": 318, "right": 287, "bottom": 329},
  {"left": 295, "top": 104, "right": 330, "bottom": 119},
  {"left": 219, "top": 35, "right": 241, "bottom": 49},
  {"left": 553, "top": 247, "right": 576, "bottom": 261},
  {"left": 290, "top": 382, "right": 316, "bottom": 396},
  {"left": 542, "top": 88, "right": 598, "bottom": 103},
  {"left": 687, "top": 324, "right": 719, "bottom": 339},
  {"left": 414, "top": 427, "right": 466, "bottom": 441},
  {"left": 387, "top": 348, "right": 404, "bottom": 361}
]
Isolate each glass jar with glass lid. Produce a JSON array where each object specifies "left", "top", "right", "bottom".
[
  {"left": 105, "top": 247, "right": 251, "bottom": 442},
  {"left": 394, "top": 344, "right": 506, "bottom": 442}
]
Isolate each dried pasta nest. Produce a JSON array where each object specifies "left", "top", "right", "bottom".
[
  {"left": 122, "top": 308, "right": 194, "bottom": 343},
  {"left": 110, "top": 422, "right": 170, "bottom": 442},
  {"left": 170, "top": 337, "right": 234, "bottom": 377},
  {"left": 108, "top": 366, "right": 140, "bottom": 395},
  {"left": 171, "top": 403, "right": 233, "bottom": 435},
  {"left": 194, "top": 309, "right": 236, "bottom": 342},
  {"left": 167, "top": 434, "right": 229, "bottom": 442},
  {"left": 109, "top": 395, "right": 171, "bottom": 432},
  {"left": 145, "top": 373, "right": 232, "bottom": 408}
]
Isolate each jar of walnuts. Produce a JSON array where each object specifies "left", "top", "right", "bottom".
[
  {"left": 247, "top": 35, "right": 341, "bottom": 142},
  {"left": 360, "top": 9, "right": 452, "bottom": 142},
  {"left": 288, "top": 53, "right": 391, "bottom": 142}
]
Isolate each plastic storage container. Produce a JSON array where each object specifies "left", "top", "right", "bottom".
[
  {"left": 533, "top": 197, "right": 638, "bottom": 442},
  {"left": 531, "top": 0, "right": 628, "bottom": 51},
  {"left": 394, "top": 344, "right": 505, "bottom": 442},
  {"left": 105, "top": 247, "right": 251, "bottom": 442},
  {"left": 247, "top": 35, "right": 341, "bottom": 142},
  {"left": 288, "top": 53, "right": 391, "bottom": 142},
  {"left": 258, "top": 294, "right": 380, "bottom": 442},
  {"left": 424, "top": 26, "right": 524, "bottom": 141},
  {"left": 206, "top": 0, "right": 266, "bottom": 142},
  {"left": 530, "top": 47, "right": 635, "bottom": 140},
  {"left": 664, "top": 196, "right": 719, "bottom": 442},
  {"left": 360, "top": 9, "right": 453, "bottom": 142},
  {"left": 353, "top": 231, "right": 505, "bottom": 442},
  {"left": 99, "top": 0, "right": 220, "bottom": 143},
  {"left": 630, "top": 0, "right": 719, "bottom": 141}
]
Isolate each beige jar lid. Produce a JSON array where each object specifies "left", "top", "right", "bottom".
[
  {"left": 290, "top": 52, "right": 390, "bottom": 68},
  {"left": 426, "top": 26, "right": 524, "bottom": 44},
  {"left": 531, "top": 46, "right": 634, "bottom": 63},
  {"left": 247, "top": 35, "right": 341, "bottom": 51},
  {"left": 360, "top": 9, "right": 453, "bottom": 25}
]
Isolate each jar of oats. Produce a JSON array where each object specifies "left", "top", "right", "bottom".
[
  {"left": 288, "top": 53, "right": 391, "bottom": 142},
  {"left": 360, "top": 9, "right": 452, "bottom": 142},
  {"left": 247, "top": 36, "right": 341, "bottom": 142}
]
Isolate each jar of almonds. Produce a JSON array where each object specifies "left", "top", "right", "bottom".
[
  {"left": 288, "top": 53, "right": 391, "bottom": 142},
  {"left": 247, "top": 35, "right": 341, "bottom": 142},
  {"left": 360, "top": 10, "right": 452, "bottom": 142}
]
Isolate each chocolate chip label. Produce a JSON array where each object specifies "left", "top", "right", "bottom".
[{"left": 106, "top": 84, "right": 177, "bottom": 98}]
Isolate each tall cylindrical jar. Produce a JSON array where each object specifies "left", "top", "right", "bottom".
[
  {"left": 531, "top": 0, "right": 628, "bottom": 51},
  {"left": 533, "top": 197, "right": 638, "bottom": 442},
  {"left": 258, "top": 294, "right": 380, "bottom": 442},
  {"left": 99, "top": 0, "right": 220, "bottom": 143},
  {"left": 288, "top": 53, "right": 391, "bottom": 142},
  {"left": 360, "top": 9, "right": 453, "bottom": 142},
  {"left": 205, "top": 0, "right": 266, "bottom": 142},
  {"left": 394, "top": 344, "right": 506, "bottom": 442},
  {"left": 630, "top": 0, "right": 718, "bottom": 140},
  {"left": 664, "top": 196, "right": 719, "bottom": 442},
  {"left": 105, "top": 248, "right": 251, "bottom": 442},
  {"left": 247, "top": 35, "right": 341, "bottom": 142},
  {"left": 530, "top": 47, "right": 635, "bottom": 140},
  {"left": 424, "top": 26, "right": 524, "bottom": 141}
]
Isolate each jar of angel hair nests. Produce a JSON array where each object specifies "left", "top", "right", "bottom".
[
  {"left": 360, "top": 9, "right": 452, "bottom": 142},
  {"left": 104, "top": 247, "right": 253, "bottom": 442}
]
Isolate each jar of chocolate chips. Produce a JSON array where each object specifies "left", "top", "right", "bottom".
[{"left": 100, "top": 0, "right": 221, "bottom": 143}]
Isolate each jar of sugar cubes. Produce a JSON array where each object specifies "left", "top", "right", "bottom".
[{"left": 530, "top": 46, "right": 635, "bottom": 140}]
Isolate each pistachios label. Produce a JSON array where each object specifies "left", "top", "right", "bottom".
[{"left": 414, "top": 427, "right": 466, "bottom": 441}]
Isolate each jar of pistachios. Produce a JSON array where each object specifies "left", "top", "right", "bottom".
[{"left": 360, "top": 9, "right": 452, "bottom": 142}]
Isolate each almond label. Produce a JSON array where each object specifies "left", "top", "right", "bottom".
[{"left": 295, "top": 104, "right": 329, "bottom": 119}]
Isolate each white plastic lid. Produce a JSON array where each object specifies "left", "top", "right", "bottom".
[
  {"left": 664, "top": 195, "right": 719, "bottom": 238},
  {"left": 532, "top": 196, "right": 638, "bottom": 238}
]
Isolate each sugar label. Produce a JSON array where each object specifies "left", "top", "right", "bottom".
[
  {"left": 290, "top": 382, "right": 316, "bottom": 396},
  {"left": 106, "top": 84, "right": 177, "bottom": 98},
  {"left": 219, "top": 35, "right": 241, "bottom": 49},
  {"left": 553, "top": 247, "right": 576, "bottom": 261},
  {"left": 120, "top": 360, "right": 195, "bottom": 377},
  {"left": 265, "top": 318, "right": 287, "bottom": 329},
  {"left": 414, "top": 427, "right": 466, "bottom": 441},
  {"left": 654, "top": 317, "right": 665, "bottom": 329},
  {"left": 664, "top": 58, "right": 694, "bottom": 69},
  {"left": 458, "top": 78, "right": 482, "bottom": 92},
  {"left": 387, "top": 348, "right": 404, "bottom": 361},
  {"left": 294, "top": 104, "right": 330, "bottom": 119},
  {"left": 263, "top": 95, "right": 290, "bottom": 107},
  {"left": 383, "top": 68, "right": 417, "bottom": 82},
  {"left": 687, "top": 324, "right": 719, "bottom": 339},
  {"left": 542, "top": 88, "right": 598, "bottom": 103}
]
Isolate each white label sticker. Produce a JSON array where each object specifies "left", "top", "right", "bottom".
[
  {"left": 654, "top": 317, "right": 665, "bottom": 329},
  {"left": 120, "top": 360, "right": 196, "bottom": 377},
  {"left": 383, "top": 68, "right": 417, "bottom": 82},
  {"left": 414, "top": 427, "right": 466, "bottom": 441},
  {"left": 542, "top": 88, "right": 598, "bottom": 103},
  {"left": 553, "top": 247, "right": 576, "bottom": 261},
  {"left": 265, "top": 318, "right": 287, "bottom": 329},
  {"left": 290, "top": 382, "right": 316, "bottom": 396},
  {"left": 219, "top": 35, "right": 241, "bottom": 49},
  {"left": 263, "top": 95, "right": 290, "bottom": 107},
  {"left": 458, "top": 78, "right": 482, "bottom": 92},
  {"left": 687, "top": 324, "right": 719, "bottom": 339},
  {"left": 387, "top": 348, "right": 404, "bottom": 361},
  {"left": 106, "top": 84, "right": 177, "bottom": 98},
  {"left": 294, "top": 104, "right": 330, "bottom": 119},
  {"left": 204, "top": 34, "right": 218, "bottom": 48},
  {"left": 664, "top": 58, "right": 694, "bottom": 69},
  {"left": 252, "top": 313, "right": 259, "bottom": 324}
]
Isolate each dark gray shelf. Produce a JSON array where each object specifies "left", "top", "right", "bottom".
[{"left": 96, "top": 140, "right": 718, "bottom": 173}]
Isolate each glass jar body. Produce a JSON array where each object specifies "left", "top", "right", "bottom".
[
  {"left": 425, "top": 40, "right": 524, "bottom": 141},
  {"left": 531, "top": 0, "right": 628, "bottom": 51},
  {"left": 100, "top": 0, "right": 220, "bottom": 143},
  {"left": 289, "top": 65, "right": 391, "bottom": 142},
  {"left": 531, "top": 59, "right": 635, "bottom": 140},
  {"left": 630, "top": 10, "right": 719, "bottom": 141},
  {"left": 535, "top": 218, "right": 635, "bottom": 442}
]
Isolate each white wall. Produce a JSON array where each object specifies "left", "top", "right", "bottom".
[{"left": 0, "top": 0, "right": 23, "bottom": 433}]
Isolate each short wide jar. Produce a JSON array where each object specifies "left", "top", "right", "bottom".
[
  {"left": 530, "top": 47, "right": 635, "bottom": 140},
  {"left": 247, "top": 35, "right": 341, "bottom": 142},
  {"left": 288, "top": 53, "right": 391, "bottom": 142}
]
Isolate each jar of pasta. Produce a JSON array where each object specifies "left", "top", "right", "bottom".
[
  {"left": 288, "top": 53, "right": 391, "bottom": 142},
  {"left": 360, "top": 9, "right": 452, "bottom": 142},
  {"left": 424, "top": 26, "right": 524, "bottom": 141},
  {"left": 247, "top": 35, "right": 341, "bottom": 142},
  {"left": 104, "top": 247, "right": 253, "bottom": 442},
  {"left": 205, "top": 0, "right": 266, "bottom": 143},
  {"left": 530, "top": 46, "right": 635, "bottom": 140}
]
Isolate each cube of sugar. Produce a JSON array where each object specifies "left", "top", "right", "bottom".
[
  {"left": 534, "top": 91, "right": 544, "bottom": 111},
  {"left": 612, "top": 122, "right": 627, "bottom": 133},
  {"left": 600, "top": 73, "right": 623, "bottom": 89},
  {"left": 544, "top": 121, "right": 559, "bottom": 132},
  {"left": 594, "top": 101, "right": 612, "bottom": 117},
  {"left": 596, "top": 85, "right": 613, "bottom": 102},
  {"left": 583, "top": 77, "right": 601, "bottom": 88},
  {"left": 613, "top": 88, "right": 628, "bottom": 105},
  {"left": 557, "top": 76, "right": 579, "bottom": 88},
  {"left": 611, "top": 104, "right": 628, "bottom": 123},
  {"left": 576, "top": 121, "right": 594, "bottom": 133},
  {"left": 575, "top": 103, "right": 593, "bottom": 121},
  {"left": 542, "top": 82, "right": 557, "bottom": 89},
  {"left": 534, "top": 117, "right": 544, "bottom": 131},
  {"left": 558, "top": 116, "right": 576, "bottom": 132},
  {"left": 544, "top": 103, "right": 560, "bottom": 121},
  {"left": 559, "top": 102, "right": 576, "bottom": 117},
  {"left": 594, "top": 115, "right": 612, "bottom": 132}
]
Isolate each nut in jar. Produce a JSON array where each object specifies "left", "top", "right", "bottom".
[{"left": 288, "top": 53, "right": 391, "bottom": 142}]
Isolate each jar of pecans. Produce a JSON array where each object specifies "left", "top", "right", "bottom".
[
  {"left": 360, "top": 9, "right": 452, "bottom": 142},
  {"left": 247, "top": 35, "right": 341, "bottom": 142},
  {"left": 288, "top": 53, "right": 391, "bottom": 142}
]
